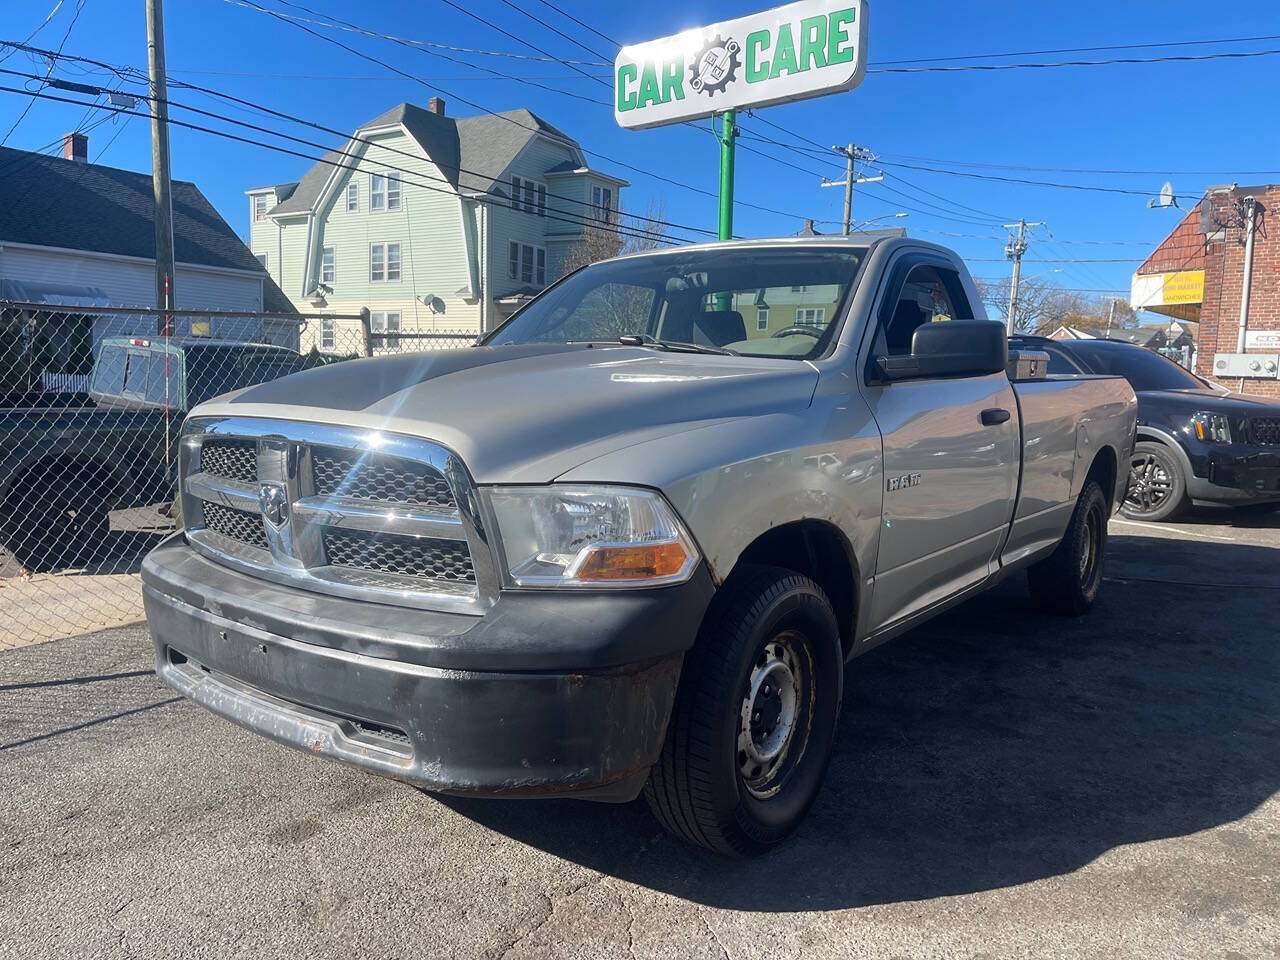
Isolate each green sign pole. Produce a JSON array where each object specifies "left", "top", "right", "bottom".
[{"left": 717, "top": 109, "right": 736, "bottom": 242}]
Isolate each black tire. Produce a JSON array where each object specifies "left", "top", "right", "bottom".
[
  {"left": 0, "top": 473, "right": 110, "bottom": 572},
  {"left": 644, "top": 565, "right": 843, "bottom": 856},
  {"left": 1028, "top": 479, "right": 1108, "bottom": 617},
  {"left": 1121, "top": 440, "right": 1187, "bottom": 521}
]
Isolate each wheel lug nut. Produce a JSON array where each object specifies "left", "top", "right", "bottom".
[{"left": 753, "top": 711, "right": 760, "bottom": 721}]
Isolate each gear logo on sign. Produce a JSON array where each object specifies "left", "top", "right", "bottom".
[{"left": 689, "top": 35, "right": 741, "bottom": 96}]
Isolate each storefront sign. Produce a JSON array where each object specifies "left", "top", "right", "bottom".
[
  {"left": 614, "top": 0, "right": 869, "bottom": 130},
  {"left": 1245, "top": 330, "right": 1280, "bottom": 351},
  {"left": 1130, "top": 269, "right": 1205, "bottom": 309}
]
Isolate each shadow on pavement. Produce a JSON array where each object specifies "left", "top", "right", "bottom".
[{"left": 440, "top": 533, "right": 1280, "bottom": 911}]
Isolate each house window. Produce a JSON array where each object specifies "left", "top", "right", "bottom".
[
  {"left": 253, "top": 194, "right": 268, "bottom": 222},
  {"left": 756, "top": 308, "right": 769, "bottom": 331},
  {"left": 591, "top": 185, "right": 613, "bottom": 222},
  {"left": 371, "top": 173, "right": 385, "bottom": 211},
  {"left": 386, "top": 175, "right": 401, "bottom": 211},
  {"left": 254, "top": 252, "right": 268, "bottom": 269},
  {"left": 507, "top": 242, "right": 546, "bottom": 285},
  {"left": 321, "top": 246, "right": 336, "bottom": 284},
  {"left": 371, "top": 311, "right": 400, "bottom": 350},
  {"left": 510, "top": 175, "right": 546, "bottom": 215},
  {"left": 346, "top": 181, "right": 358, "bottom": 212},
  {"left": 320, "top": 317, "right": 336, "bottom": 350},
  {"left": 370, "top": 242, "right": 401, "bottom": 282},
  {"left": 386, "top": 242, "right": 401, "bottom": 281},
  {"left": 796, "top": 307, "right": 826, "bottom": 326}
]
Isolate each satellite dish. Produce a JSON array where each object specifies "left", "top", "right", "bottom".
[
  {"left": 1148, "top": 181, "right": 1179, "bottom": 209},
  {"left": 418, "top": 294, "right": 446, "bottom": 315}
]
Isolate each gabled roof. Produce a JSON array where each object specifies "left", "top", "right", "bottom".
[
  {"left": 265, "top": 103, "right": 585, "bottom": 217},
  {"left": 0, "top": 145, "right": 266, "bottom": 274}
]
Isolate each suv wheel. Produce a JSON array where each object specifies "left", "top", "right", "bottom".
[
  {"left": 644, "top": 565, "right": 842, "bottom": 856},
  {"left": 1121, "top": 441, "right": 1187, "bottom": 521},
  {"left": 1028, "top": 479, "right": 1108, "bottom": 616}
]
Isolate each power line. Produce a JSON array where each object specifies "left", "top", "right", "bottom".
[
  {"left": 208, "top": 3, "right": 828, "bottom": 225},
  {"left": 869, "top": 47, "right": 1280, "bottom": 74},
  {"left": 1, "top": 0, "right": 84, "bottom": 145},
  {"left": 0, "top": 82, "right": 701, "bottom": 248},
  {"left": 532, "top": 0, "right": 619, "bottom": 49},
  {"left": 875, "top": 151, "right": 1280, "bottom": 178},
  {"left": 876, "top": 158, "right": 1161, "bottom": 197},
  {"left": 873, "top": 32, "right": 1280, "bottom": 66}
]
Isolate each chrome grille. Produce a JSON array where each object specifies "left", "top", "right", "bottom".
[
  {"left": 180, "top": 418, "right": 496, "bottom": 614},
  {"left": 312, "top": 446, "right": 454, "bottom": 508},
  {"left": 201, "top": 500, "right": 268, "bottom": 551},
  {"left": 323, "top": 530, "right": 475, "bottom": 583},
  {"left": 199, "top": 439, "right": 257, "bottom": 484},
  {"left": 1250, "top": 417, "right": 1280, "bottom": 446}
]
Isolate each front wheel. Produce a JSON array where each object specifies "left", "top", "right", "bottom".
[
  {"left": 1121, "top": 441, "right": 1187, "bottom": 521},
  {"left": 644, "top": 566, "right": 843, "bottom": 856},
  {"left": 1028, "top": 479, "right": 1108, "bottom": 617}
]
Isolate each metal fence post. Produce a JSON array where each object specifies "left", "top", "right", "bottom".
[{"left": 360, "top": 307, "right": 373, "bottom": 357}]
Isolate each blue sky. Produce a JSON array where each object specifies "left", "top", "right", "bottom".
[{"left": 5, "top": 0, "right": 1280, "bottom": 307}]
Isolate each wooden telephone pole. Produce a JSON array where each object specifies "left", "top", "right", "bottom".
[{"left": 146, "top": 0, "right": 176, "bottom": 321}]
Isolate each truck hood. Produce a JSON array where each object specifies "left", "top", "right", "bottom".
[
  {"left": 202, "top": 344, "right": 819, "bottom": 483},
  {"left": 1140, "top": 388, "right": 1280, "bottom": 416}
]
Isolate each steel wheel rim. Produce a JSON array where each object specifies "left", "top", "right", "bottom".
[
  {"left": 1079, "top": 502, "right": 1101, "bottom": 582},
  {"left": 738, "top": 631, "right": 809, "bottom": 799},
  {"left": 1126, "top": 453, "right": 1173, "bottom": 514}
]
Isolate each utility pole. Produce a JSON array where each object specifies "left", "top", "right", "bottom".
[
  {"left": 822, "top": 144, "right": 882, "bottom": 235},
  {"left": 146, "top": 0, "right": 177, "bottom": 322},
  {"left": 1105, "top": 298, "right": 1116, "bottom": 339},
  {"left": 1002, "top": 218, "right": 1045, "bottom": 335}
]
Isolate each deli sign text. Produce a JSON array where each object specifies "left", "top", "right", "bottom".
[{"left": 615, "top": 0, "right": 869, "bottom": 130}]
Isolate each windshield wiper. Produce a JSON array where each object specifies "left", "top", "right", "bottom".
[{"left": 618, "top": 333, "right": 736, "bottom": 356}]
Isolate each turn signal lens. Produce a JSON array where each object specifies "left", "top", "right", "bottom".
[{"left": 574, "top": 542, "right": 693, "bottom": 581}]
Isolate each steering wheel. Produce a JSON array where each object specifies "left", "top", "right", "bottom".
[{"left": 771, "top": 326, "right": 822, "bottom": 339}]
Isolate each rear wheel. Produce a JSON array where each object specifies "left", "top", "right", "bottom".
[
  {"left": 1028, "top": 479, "right": 1108, "bottom": 617},
  {"left": 1121, "top": 440, "right": 1187, "bottom": 521},
  {"left": 644, "top": 565, "right": 842, "bottom": 856}
]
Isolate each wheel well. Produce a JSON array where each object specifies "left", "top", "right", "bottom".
[
  {"left": 732, "top": 520, "right": 857, "bottom": 658},
  {"left": 2, "top": 455, "right": 121, "bottom": 510},
  {"left": 1084, "top": 446, "right": 1118, "bottom": 509}
]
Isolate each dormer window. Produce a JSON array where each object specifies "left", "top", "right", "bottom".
[
  {"left": 253, "top": 194, "right": 268, "bottom": 222},
  {"left": 591, "top": 185, "right": 613, "bottom": 223}
]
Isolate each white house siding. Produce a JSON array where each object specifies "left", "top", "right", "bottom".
[{"left": 0, "top": 243, "right": 267, "bottom": 347}]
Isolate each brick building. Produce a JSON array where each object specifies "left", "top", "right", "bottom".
[{"left": 1132, "top": 184, "right": 1278, "bottom": 397}]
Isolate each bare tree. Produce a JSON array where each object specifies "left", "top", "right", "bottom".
[
  {"left": 974, "top": 276, "right": 1130, "bottom": 336},
  {"left": 561, "top": 197, "right": 671, "bottom": 275},
  {"left": 556, "top": 198, "right": 671, "bottom": 341}
]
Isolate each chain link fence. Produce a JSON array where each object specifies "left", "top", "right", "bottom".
[{"left": 0, "top": 300, "right": 477, "bottom": 649}]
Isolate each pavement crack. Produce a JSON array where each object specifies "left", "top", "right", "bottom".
[{"left": 701, "top": 913, "right": 731, "bottom": 960}]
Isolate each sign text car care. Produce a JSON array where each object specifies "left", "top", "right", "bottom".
[{"left": 614, "top": 0, "right": 869, "bottom": 130}]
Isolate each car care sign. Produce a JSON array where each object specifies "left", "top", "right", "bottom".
[{"left": 615, "top": 0, "right": 869, "bottom": 130}]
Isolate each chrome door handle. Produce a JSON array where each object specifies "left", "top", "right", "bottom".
[{"left": 981, "top": 408, "right": 1011, "bottom": 426}]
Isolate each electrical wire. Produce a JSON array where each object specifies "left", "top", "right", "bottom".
[
  {"left": 0, "top": 81, "right": 709, "bottom": 248},
  {"left": 1, "top": 0, "right": 84, "bottom": 145}
]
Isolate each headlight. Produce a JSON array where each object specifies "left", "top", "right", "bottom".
[
  {"left": 1191, "top": 412, "right": 1232, "bottom": 444},
  {"left": 485, "top": 485, "right": 699, "bottom": 587}
]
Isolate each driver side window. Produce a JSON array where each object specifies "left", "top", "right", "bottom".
[{"left": 877, "top": 264, "right": 974, "bottom": 356}]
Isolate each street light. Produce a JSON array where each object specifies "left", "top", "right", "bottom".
[{"left": 855, "top": 212, "right": 908, "bottom": 230}]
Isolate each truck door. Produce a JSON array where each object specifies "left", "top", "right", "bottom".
[{"left": 861, "top": 258, "right": 1020, "bottom": 633}]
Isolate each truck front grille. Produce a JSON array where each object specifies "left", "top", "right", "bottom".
[
  {"left": 199, "top": 439, "right": 258, "bottom": 484},
  {"left": 311, "top": 446, "right": 455, "bottom": 508},
  {"left": 180, "top": 420, "right": 493, "bottom": 613},
  {"left": 323, "top": 529, "right": 475, "bottom": 583},
  {"left": 201, "top": 500, "right": 268, "bottom": 551},
  {"left": 1250, "top": 417, "right": 1280, "bottom": 446}
]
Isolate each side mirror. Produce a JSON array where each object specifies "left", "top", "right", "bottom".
[{"left": 875, "top": 320, "right": 1009, "bottom": 382}]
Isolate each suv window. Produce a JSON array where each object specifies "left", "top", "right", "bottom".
[{"left": 877, "top": 264, "right": 974, "bottom": 356}]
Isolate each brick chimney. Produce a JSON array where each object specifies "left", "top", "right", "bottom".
[
  {"left": 62, "top": 132, "right": 88, "bottom": 163},
  {"left": 427, "top": 97, "right": 445, "bottom": 116}
]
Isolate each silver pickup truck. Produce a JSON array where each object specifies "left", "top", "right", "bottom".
[{"left": 142, "top": 236, "right": 1136, "bottom": 855}]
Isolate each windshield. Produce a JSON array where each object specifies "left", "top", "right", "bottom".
[
  {"left": 1067, "top": 342, "right": 1205, "bottom": 392},
  {"left": 484, "top": 246, "right": 866, "bottom": 360}
]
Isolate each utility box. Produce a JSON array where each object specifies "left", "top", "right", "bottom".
[
  {"left": 1007, "top": 349, "right": 1049, "bottom": 382},
  {"left": 1212, "top": 353, "right": 1280, "bottom": 379}
]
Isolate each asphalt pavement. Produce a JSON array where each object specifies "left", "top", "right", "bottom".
[{"left": 2, "top": 512, "right": 1278, "bottom": 959}]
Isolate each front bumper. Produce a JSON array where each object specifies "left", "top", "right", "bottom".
[
  {"left": 142, "top": 536, "right": 714, "bottom": 802},
  {"left": 1188, "top": 446, "right": 1280, "bottom": 503}
]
